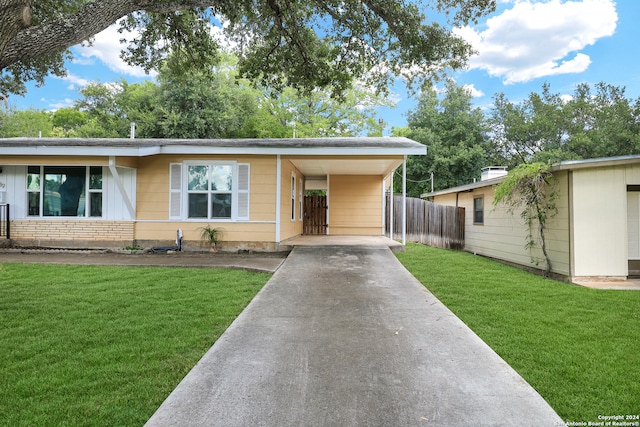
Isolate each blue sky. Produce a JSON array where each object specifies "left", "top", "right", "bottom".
[{"left": 10, "top": 0, "right": 638, "bottom": 136}]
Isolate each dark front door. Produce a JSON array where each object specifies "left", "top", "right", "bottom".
[{"left": 303, "top": 195, "right": 327, "bottom": 235}]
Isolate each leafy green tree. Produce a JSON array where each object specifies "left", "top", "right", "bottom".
[
  {"left": 63, "top": 52, "right": 391, "bottom": 139},
  {"left": 490, "top": 83, "right": 571, "bottom": 168},
  {"left": 50, "top": 107, "right": 87, "bottom": 136},
  {"left": 51, "top": 107, "right": 85, "bottom": 130},
  {"left": 565, "top": 82, "right": 640, "bottom": 159},
  {"left": 490, "top": 82, "right": 640, "bottom": 167},
  {"left": 153, "top": 57, "right": 258, "bottom": 139},
  {"left": 247, "top": 85, "right": 393, "bottom": 138},
  {"left": 402, "top": 80, "right": 490, "bottom": 196},
  {"left": 0, "top": 0, "right": 495, "bottom": 99},
  {"left": 73, "top": 80, "right": 131, "bottom": 137},
  {"left": 0, "top": 107, "right": 52, "bottom": 137},
  {"left": 114, "top": 80, "right": 161, "bottom": 138}
]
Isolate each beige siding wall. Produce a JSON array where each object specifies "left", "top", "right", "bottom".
[
  {"left": 114, "top": 157, "right": 139, "bottom": 168},
  {"left": 571, "top": 166, "right": 628, "bottom": 278},
  {"left": 136, "top": 155, "right": 168, "bottom": 221},
  {"left": 279, "top": 160, "right": 304, "bottom": 241},
  {"left": 434, "top": 171, "right": 571, "bottom": 276},
  {"left": 135, "top": 154, "right": 278, "bottom": 246},
  {"left": 10, "top": 220, "right": 134, "bottom": 249},
  {"left": 134, "top": 221, "right": 278, "bottom": 251},
  {"left": 329, "top": 175, "right": 384, "bottom": 235}
]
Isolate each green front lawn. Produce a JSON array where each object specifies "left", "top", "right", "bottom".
[
  {"left": 396, "top": 243, "right": 640, "bottom": 422},
  {"left": 0, "top": 263, "right": 270, "bottom": 426}
]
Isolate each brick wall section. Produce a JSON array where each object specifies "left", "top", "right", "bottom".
[{"left": 10, "top": 220, "right": 135, "bottom": 248}]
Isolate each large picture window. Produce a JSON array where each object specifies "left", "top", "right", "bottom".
[{"left": 27, "top": 166, "right": 103, "bottom": 217}]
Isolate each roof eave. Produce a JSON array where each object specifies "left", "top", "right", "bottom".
[
  {"left": 0, "top": 144, "right": 426, "bottom": 157},
  {"left": 421, "top": 176, "right": 507, "bottom": 198}
]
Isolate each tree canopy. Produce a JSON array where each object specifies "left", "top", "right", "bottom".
[
  {"left": 489, "top": 82, "right": 640, "bottom": 169},
  {"left": 395, "top": 80, "right": 640, "bottom": 197},
  {"left": 399, "top": 79, "right": 491, "bottom": 196},
  {"left": 0, "top": 0, "right": 496, "bottom": 99},
  {"left": 0, "top": 53, "right": 392, "bottom": 138}
]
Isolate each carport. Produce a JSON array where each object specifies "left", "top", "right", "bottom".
[{"left": 279, "top": 137, "right": 425, "bottom": 245}]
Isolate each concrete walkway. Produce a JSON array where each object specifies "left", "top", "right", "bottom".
[{"left": 145, "top": 246, "right": 563, "bottom": 427}]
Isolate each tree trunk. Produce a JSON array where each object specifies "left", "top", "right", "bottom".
[
  {"left": 0, "top": 0, "right": 32, "bottom": 58},
  {"left": 539, "top": 222, "right": 552, "bottom": 276},
  {"left": 0, "top": 0, "right": 220, "bottom": 70}
]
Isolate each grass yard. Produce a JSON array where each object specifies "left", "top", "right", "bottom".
[
  {"left": 396, "top": 243, "right": 640, "bottom": 423},
  {"left": 0, "top": 263, "right": 270, "bottom": 427}
]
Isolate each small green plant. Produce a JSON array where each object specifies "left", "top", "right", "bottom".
[{"left": 199, "top": 225, "right": 223, "bottom": 252}]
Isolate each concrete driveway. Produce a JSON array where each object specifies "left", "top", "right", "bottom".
[{"left": 145, "top": 246, "right": 563, "bottom": 427}]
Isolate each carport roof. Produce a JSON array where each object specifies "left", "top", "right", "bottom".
[{"left": 0, "top": 136, "right": 426, "bottom": 157}]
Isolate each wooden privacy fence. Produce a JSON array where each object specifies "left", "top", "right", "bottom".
[
  {"left": 386, "top": 196, "right": 465, "bottom": 250},
  {"left": 303, "top": 195, "right": 328, "bottom": 235}
]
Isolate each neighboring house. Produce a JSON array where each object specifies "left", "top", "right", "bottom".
[
  {"left": 0, "top": 137, "right": 425, "bottom": 251},
  {"left": 423, "top": 156, "right": 640, "bottom": 281}
]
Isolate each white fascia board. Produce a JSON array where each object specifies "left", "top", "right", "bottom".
[
  {"left": 0, "top": 144, "right": 426, "bottom": 157},
  {"left": 0, "top": 146, "right": 152, "bottom": 157},
  {"left": 158, "top": 146, "right": 426, "bottom": 156}
]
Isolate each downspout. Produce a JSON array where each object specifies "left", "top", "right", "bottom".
[
  {"left": 108, "top": 156, "right": 135, "bottom": 219},
  {"left": 402, "top": 155, "right": 407, "bottom": 246},
  {"left": 275, "top": 155, "right": 281, "bottom": 243}
]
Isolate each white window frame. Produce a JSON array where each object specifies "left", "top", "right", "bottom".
[
  {"left": 170, "top": 161, "right": 250, "bottom": 222},
  {"left": 299, "top": 178, "right": 303, "bottom": 221},
  {"left": 291, "top": 173, "right": 296, "bottom": 222},
  {"left": 473, "top": 195, "right": 484, "bottom": 225}
]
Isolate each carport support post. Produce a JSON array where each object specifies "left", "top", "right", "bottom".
[
  {"left": 389, "top": 170, "right": 394, "bottom": 240},
  {"left": 402, "top": 155, "right": 407, "bottom": 246}
]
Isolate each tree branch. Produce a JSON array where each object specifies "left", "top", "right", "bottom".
[
  {"left": 0, "top": 0, "right": 32, "bottom": 59},
  {"left": 0, "top": 0, "right": 220, "bottom": 70}
]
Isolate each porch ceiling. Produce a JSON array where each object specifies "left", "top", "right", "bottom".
[{"left": 289, "top": 157, "right": 403, "bottom": 177}]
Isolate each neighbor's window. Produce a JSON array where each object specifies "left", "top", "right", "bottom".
[
  {"left": 187, "top": 164, "right": 233, "bottom": 219},
  {"left": 27, "top": 166, "right": 103, "bottom": 217},
  {"left": 473, "top": 196, "right": 484, "bottom": 225}
]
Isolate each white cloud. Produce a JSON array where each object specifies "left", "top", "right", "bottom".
[
  {"left": 209, "top": 17, "right": 238, "bottom": 51},
  {"left": 455, "top": 0, "right": 618, "bottom": 84},
  {"left": 462, "top": 83, "right": 485, "bottom": 98},
  {"left": 560, "top": 93, "right": 574, "bottom": 103},
  {"left": 57, "top": 73, "right": 90, "bottom": 91},
  {"left": 73, "top": 25, "right": 154, "bottom": 78},
  {"left": 48, "top": 98, "right": 76, "bottom": 110}
]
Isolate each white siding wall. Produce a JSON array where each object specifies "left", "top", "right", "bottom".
[
  {"left": 571, "top": 166, "right": 629, "bottom": 278},
  {"left": 105, "top": 167, "right": 137, "bottom": 220},
  {"left": 2, "top": 166, "right": 27, "bottom": 218}
]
